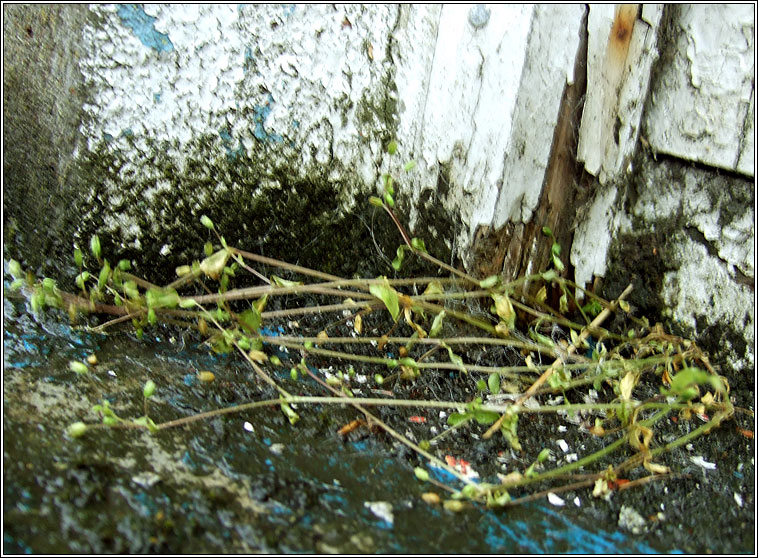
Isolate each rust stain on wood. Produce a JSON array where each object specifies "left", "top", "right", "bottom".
[{"left": 608, "top": 4, "right": 639, "bottom": 67}]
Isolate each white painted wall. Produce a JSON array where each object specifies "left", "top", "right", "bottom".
[{"left": 72, "top": 4, "right": 754, "bottom": 368}]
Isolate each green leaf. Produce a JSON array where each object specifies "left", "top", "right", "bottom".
[
  {"left": 200, "top": 215, "right": 215, "bottom": 230},
  {"left": 280, "top": 400, "right": 300, "bottom": 425},
  {"left": 429, "top": 310, "right": 446, "bottom": 338},
  {"left": 414, "top": 467, "right": 430, "bottom": 482},
  {"left": 542, "top": 226, "right": 553, "bottom": 237},
  {"left": 552, "top": 253, "right": 565, "bottom": 272},
  {"left": 472, "top": 408, "right": 500, "bottom": 425},
  {"left": 541, "top": 269, "right": 557, "bottom": 282},
  {"left": 369, "top": 278, "right": 400, "bottom": 321},
  {"left": 117, "top": 259, "right": 131, "bottom": 271},
  {"left": 491, "top": 293, "right": 516, "bottom": 330},
  {"left": 479, "top": 275, "right": 499, "bottom": 289},
  {"left": 385, "top": 174, "right": 394, "bottom": 195},
  {"left": 447, "top": 412, "right": 471, "bottom": 427},
  {"left": 133, "top": 416, "right": 158, "bottom": 433},
  {"left": 123, "top": 280, "right": 139, "bottom": 300},
  {"left": 97, "top": 260, "right": 111, "bottom": 291},
  {"left": 499, "top": 409, "right": 522, "bottom": 451},
  {"left": 272, "top": 275, "right": 303, "bottom": 288},
  {"left": 143, "top": 380, "right": 156, "bottom": 398},
  {"left": 411, "top": 238, "right": 427, "bottom": 253},
  {"left": 369, "top": 196, "right": 384, "bottom": 208},
  {"left": 582, "top": 299, "right": 603, "bottom": 317},
  {"left": 69, "top": 361, "right": 88, "bottom": 375},
  {"left": 403, "top": 160, "right": 416, "bottom": 172},
  {"left": 90, "top": 235, "right": 101, "bottom": 260},
  {"left": 445, "top": 345, "right": 466, "bottom": 373},
  {"left": 392, "top": 245, "right": 406, "bottom": 271},
  {"left": 383, "top": 191, "right": 395, "bottom": 208},
  {"left": 8, "top": 259, "right": 23, "bottom": 279},
  {"left": 398, "top": 357, "right": 418, "bottom": 369},
  {"left": 387, "top": 140, "right": 398, "bottom": 155},
  {"left": 73, "top": 249, "right": 83, "bottom": 268},
  {"left": 200, "top": 249, "right": 229, "bottom": 280},
  {"left": 67, "top": 422, "right": 88, "bottom": 438},
  {"left": 488, "top": 372, "right": 501, "bottom": 395},
  {"left": 529, "top": 328, "right": 554, "bottom": 348},
  {"left": 204, "top": 241, "right": 214, "bottom": 257},
  {"left": 662, "top": 367, "right": 725, "bottom": 401}
]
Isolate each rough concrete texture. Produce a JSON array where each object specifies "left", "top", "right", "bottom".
[
  {"left": 644, "top": 4, "right": 755, "bottom": 177},
  {"left": 621, "top": 152, "right": 754, "bottom": 372},
  {"left": 3, "top": 4, "right": 91, "bottom": 273}
]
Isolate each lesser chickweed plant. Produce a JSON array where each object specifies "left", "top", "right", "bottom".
[{"left": 7, "top": 139, "right": 737, "bottom": 509}]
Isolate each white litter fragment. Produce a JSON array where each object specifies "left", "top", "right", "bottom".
[
  {"left": 734, "top": 492, "right": 744, "bottom": 507},
  {"left": 618, "top": 505, "right": 647, "bottom": 534},
  {"left": 689, "top": 455, "right": 716, "bottom": 470},
  {"left": 243, "top": 421, "right": 254, "bottom": 432},
  {"left": 565, "top": 453, "right": 578, "bottom": 463},
  {"left": 557, "top": 425, "right": 568, "bottom": 433},
  {"left": 573, "top": 496, "right": 581, "bottom": 507},
  {"left": 364, "top": 501, "right": 394, "bottom": 525},
  {"left": 269, "top": 443, "right": 284, "bottom": 455},
  {"left": 557, "top": 439, "right": 569, "bottom": 453},
  {"left": 547, "top": 492, "right": 565, "bottom": 506},
  {"left": 132, "top": 471, "right": 161, "bottom": 489}
]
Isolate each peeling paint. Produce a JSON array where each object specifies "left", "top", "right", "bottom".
[
  {"left": 116, "top": 4, "right": 174, "bottom": 52},
  {"left": 645, "top": 4, "right": 754, "bottom": 176}
]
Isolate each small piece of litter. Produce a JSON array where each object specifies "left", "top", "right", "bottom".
[
  {"left": 573, "top": 496, "right": 581, "bottom": 507},
  {"left": 547, "top": 492, "right": 565, "bottom": 506},
  {"left": 243, "top": 421, "right": 254, "bottom": 432},
  {"left": 557, "top": 425, "right": 568, "bottom": 433},
  {"left": 269, "top": 443, "right": 284, "bottom": 455},
  {"left": 689, "top": 455, "right": 716, "bottom": 470},
  {"left": 618, "top": 505, "right": 647, "bottom": 534},
  {"left": 444, "top": 455, "right": 480, "bottom": 480},
  {"left": 557, "top": 439, "right": 569, "bottom": 453},
  {"left": 364, "top": 501, "right": 394, "bottom": 525},
  {"left": 734, "top": 492, "right": 743, "bottom": 507},
  {"left": 132, "top": 471, "right": 161, "bottom": 489}
]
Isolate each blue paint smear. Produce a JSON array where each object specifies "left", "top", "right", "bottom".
[
  {"left": 243, "top": 46, "right": 255, "bottom": 73},
  {"left": 218, "top": 126, "right": 246, "bottom": 161},
  {"left": 117, "top": 4, "right": 174, "bottom": 53},
  {"left": 252, "top": 94, "right": 283, "bottom": 143}
]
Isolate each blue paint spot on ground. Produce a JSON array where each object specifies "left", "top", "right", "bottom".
[{"left": 117, "top": 4, "right": 174, "bottom": 52}]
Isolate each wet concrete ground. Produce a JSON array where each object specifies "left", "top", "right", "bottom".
[{"left": 3, "top": 294, "right": 754, "bottom": 553}]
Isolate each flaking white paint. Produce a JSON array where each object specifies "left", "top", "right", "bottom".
[{"left": 644, "top": 4, "right": 755, "bottom": 176}]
